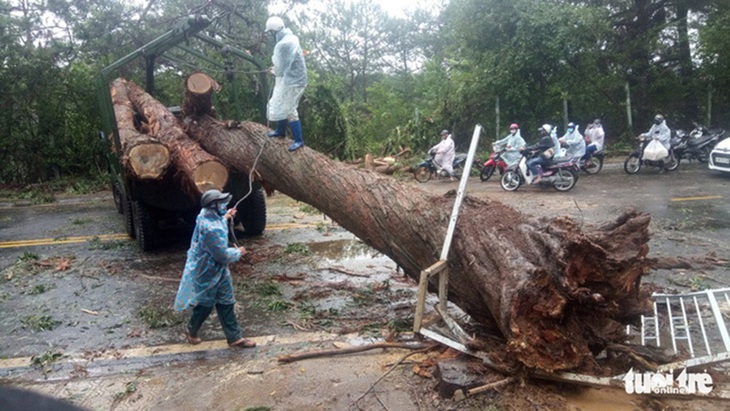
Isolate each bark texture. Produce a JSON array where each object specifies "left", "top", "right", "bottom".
[
  {"left": 121, "top": 79, "right": 228, "bottom": 194},
  {"left": 183, "top": 116, "right": 654, "bottom": 373},
  {"left": 110, "top": 79, "right": 170, "bottom": 180}
]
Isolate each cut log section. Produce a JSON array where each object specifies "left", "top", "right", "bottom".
[
  {"left": 110, "top": 78, "right": 170, "bottom": 179},
  {"left": 183, "top": 116, "right": 654, "bottom": 373},
  {"left": 183, "top": 72, "right": 221, "bottom": 117},
  {"left": 120, "top": 79, "right": 228, "bottom": 194}
]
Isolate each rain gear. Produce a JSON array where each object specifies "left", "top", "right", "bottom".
[
  {"left": 430, "top": 133, "right": 456, "bottom": 175},
  {"left": 559, "top": 125, "right": 586, "bottom": 159},
  {"left": 174, "top": 208, "right": 242, "bottom": 311},
  {"left": 644, "top": 120, "right": 671, "bottom": 150},
  {"left": 268, "top": 28, "right": 308, "bottom": 122},
  {"left": 494, "top": 129, "right": 526, "bottom": 166},
  {"left": 585, "top": 124, "right": 605, "bottom": 151}
]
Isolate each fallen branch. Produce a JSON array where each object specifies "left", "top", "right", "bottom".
[
  {"left": 465, "top": 377, "right": 516, "bottom": 397},
  {"left": 320, "top": 266, "right": 371, "bottom": 278},
  {"left": 277, "top": 341, "right": 434, "bottom": 364}
]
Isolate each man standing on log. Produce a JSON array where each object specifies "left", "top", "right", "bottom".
[
  {"left": 265, "top": 16, "right": 308, "bottom": 152},
  {"left": 174, "top": 189, "right": 256, "bottom": 348}
]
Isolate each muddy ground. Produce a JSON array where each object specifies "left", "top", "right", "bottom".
[{"left": 1, "top": 160, "right": 729, "bottom": 410}]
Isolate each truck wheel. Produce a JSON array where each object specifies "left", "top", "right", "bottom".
[
  {"left": 122, "top": 192, "right": 136, "bottom": 239},
  {"left": 132, "top": 201, "right": 159, "bottom": 251},
  {"left": 235, "top": 188, "right": 266, "bottom": 235}
]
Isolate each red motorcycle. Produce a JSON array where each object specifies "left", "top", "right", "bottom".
[{"left": 479, "top": 148, "right": 508, "bottom": 182}]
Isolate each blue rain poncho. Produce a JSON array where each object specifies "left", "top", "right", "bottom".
[
  {"left": 174, "top": 208, "right": 242, "bottom": 311},
  {"left": 559, "top": 126, "right": 586, "bottom": 159},
  {"left": 644, "top": 120, "right": 671, "bottom": 150},
  {"left": 493, "top": 130, "right": 526, "bottom": 166},
  {"left": 268, "top": 28, "right": 308, "bottom": 121}
]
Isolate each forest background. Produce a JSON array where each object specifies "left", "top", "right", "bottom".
[{"left": 2, "top": 0, "right": 729, "bottom": 187}]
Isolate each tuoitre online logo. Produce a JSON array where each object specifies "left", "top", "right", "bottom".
[{"left": 623, "top": 368, "right": 713, "bottom": 395}]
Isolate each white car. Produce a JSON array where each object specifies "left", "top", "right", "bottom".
[{"left": 709, "top": 137, "right": 730, "bottom": 173}]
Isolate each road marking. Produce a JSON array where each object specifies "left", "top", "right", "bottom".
[
  {"left": 670, "top": 195, "right": 723, "bottom": 202},
  {"left": 0, "top": 222, "right": 322, "bottom": 249}
]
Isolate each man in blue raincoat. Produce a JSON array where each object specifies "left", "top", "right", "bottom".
[{"left": 175, "top": 189, "right": 255, "bottom": 348}]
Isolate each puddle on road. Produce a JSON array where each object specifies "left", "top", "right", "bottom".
[{"left": 307, "top": 239, "right": 380, "bottom": 263}]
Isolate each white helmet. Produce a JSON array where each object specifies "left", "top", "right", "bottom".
[
  {"left": 265, "top": 16, "right": 285, "bottom": 33},
  {"left": 541, "top": 124, "right": 552, "bottom": 134}
]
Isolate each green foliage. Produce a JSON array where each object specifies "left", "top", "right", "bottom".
[
  {"left": 21, "top": 315, "right": 61, "bottom": 331},
  {"left": 138, "top": 304, "right": 185, "bottom": 329},
  {"left": 284, "top": 243, "right": 310, "bottom": 256}
]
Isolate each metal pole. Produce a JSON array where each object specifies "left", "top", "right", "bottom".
[
  {"left": 440, "top": 125, "right": 482, "bottom": 260},
  {"left": 495, "top": 96, "right": 500, "bottom": 140},
  {"left": 625, "top": 81, "right": 633, "bottom": 131}
]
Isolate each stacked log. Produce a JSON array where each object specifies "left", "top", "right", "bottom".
[{"left": 110, "top": 79, "right": 170, "bottom": 180}]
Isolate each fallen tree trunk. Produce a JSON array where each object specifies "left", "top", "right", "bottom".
[
  {"left": 120, "top": 79, "right": 228, "bottom": 194},
  {"left": 181, "top": 116, "right": 653, "bottom": 373},
  {"left": 110, "top": 79, "right": 170, "bottom": 179}
]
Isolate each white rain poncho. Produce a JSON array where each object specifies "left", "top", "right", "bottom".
[
  {"left": 268, "top": 28, "right": 308, "bottom": 121},
  {"left": 560, "top": 126, "right": 586, "bottom": 159},
  {"left": 174, "top": 208, "right": 242, "bottom": 311},
  {"left": 550, "top": 126, "right": 562, "bottom": 158},
  {"left": 644, "top": 120, "right": 671, "bottom": 150},
  {"left": 430, "top": 134, "right": 456, "bottom": 174},
  {"left": 585, "top": 124, "right": 605, "bottom": 151},
  {"left": 493, "top": 130, "right": 526, "bottom": 166}
]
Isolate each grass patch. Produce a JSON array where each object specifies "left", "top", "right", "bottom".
[
  {"left": 27, "top": 284, "right": 55, "bottom": 295},
  {"left": 138, "top": 304, "right": 185, "bottom": 329},
  {"left": 298, "top": 204, "right": 320, "bottom": 215},
  {"left": 88, "top": 237, "right": 131, "bottom": 250},
  {"left": 284, "top": 243, "right": 310, "bottom": 256},
  {"left": 30, "top": 348, "right": 65, "bottom": 368},
  {"left": 21, "top": 314, "right": 61, "bottom": 331},
  {"left": 71, "top": 217, "right": 94, "bottom": 225}
]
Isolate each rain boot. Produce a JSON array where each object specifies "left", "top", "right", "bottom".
[
  {"left": 288, "top": 120, "right": 304, "bottom": 151},
  {"left": 267, "top": 120, "right": 288, "bottom": 138}
]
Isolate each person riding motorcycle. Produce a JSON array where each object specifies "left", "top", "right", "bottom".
[
  {"left": 583, "top": 118, "right": 604, "bottom": 161},
  {"left": 429, "top": 129, "right": 456, "bottom": 180},
  {"left": 641, "top": 114, "right": 672, "bottom": 151},
  {"left": 558, "top": 122, "right": 586, "bottom": 159},
  {"left": 493, "top": 123, "right": 526, "bottom": 167},
  {"left": 520, "top": 124, "right": 555, "bottom": 184}
]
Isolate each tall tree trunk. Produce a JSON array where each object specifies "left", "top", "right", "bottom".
[{"left": 183, "top": 116, "right": 653, "bottom": 373}]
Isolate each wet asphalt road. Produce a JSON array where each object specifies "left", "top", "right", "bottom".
[{"left": 0, "top": 160, "right": 729, "bottom": 410}]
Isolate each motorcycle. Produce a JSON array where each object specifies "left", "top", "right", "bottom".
[
  {"left": 579, "top": 150, "right": 604, "bottom": 175},
  {"left": 479, "top": 146, "right": 509, "bottom": 182},
  {"left": 500, "top": 151, "right": 580, "bottom": 192},
  {"left": 624, "top": 135, "right": 679, "bottom": 174},
  {"left": 671, "top": 122, "right": 726, "bottom": 164},
  {"left": 414, "top": 151, "right": 468, "bottom": 183}
]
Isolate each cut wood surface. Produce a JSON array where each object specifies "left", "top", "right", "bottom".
[
  {"left": 110, "top": 78, "right": 170, "bottom": 179},
  {"left": 183, "top": 72, "right": 220, "bottom": 118},
  {"left": 120, "top": 79, "right": 228, "bottom": 194},
  {"left": 183, "top": 115, "right": 654, "bottom": 373}
]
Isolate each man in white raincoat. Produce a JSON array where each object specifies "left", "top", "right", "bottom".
[
  {"left": 430, "top": 130, "right": 456, "bottom": 180},
  {"left": 493, "top": 123, "right": 526, "bottom": 167},
  {"left": 175, "top": 189, "right": 256, "bottom": 348},
  {"left": 642, "top": 114, "right": 671, "bottom": 150},
  {"left": 265, "top": 16, "right": 308, "bottom": 152},
  {"left": 558, "top": 122, "right": 586, "bottom": 159}
]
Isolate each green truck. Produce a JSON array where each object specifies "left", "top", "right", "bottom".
[{"left": 97, "top": 15, "right": 269, "bottom": 251}]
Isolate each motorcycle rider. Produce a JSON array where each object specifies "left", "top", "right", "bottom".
[
  {"left": 520, "top": 124, "right": 556, "bottom": 184},
  {"left": 493, "top": 123, "right": 526, "bottom": 167},
  {"left": 429, "top": 129, "right": 456, "bottom": 181},
  {"left": 558, "top": 122, "right": 586, "bottom": 159},
  {"left": 642, "top": 114, "right": 672, "bottom": 151},
  {"left": 583, "top": 118, "right": 604, "bottom": 162}
]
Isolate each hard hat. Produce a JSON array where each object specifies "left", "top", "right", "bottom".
[
  {"left": 567, "top": 122, "right": 575, "bottom": 130},
  {"left": 541, "top": 124, "right": 552, "bottom": 134},
  {"left": 265, "top": 16, "right": 285, "bottom": 33},
  {"left": 201, "top": 189, "right": 232, "bottom": 208},
  {"left": 509, "top": 123, "right": 519, "bottom": 129},
  {"left": 440, "top": 129, "right": 449, "bottom": 135},
  {"left": 593, "top": 118, "right": 601, "bottom": 124},
  {"left": 654, "top": 114, "right": 664, "bottom": 124}
]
